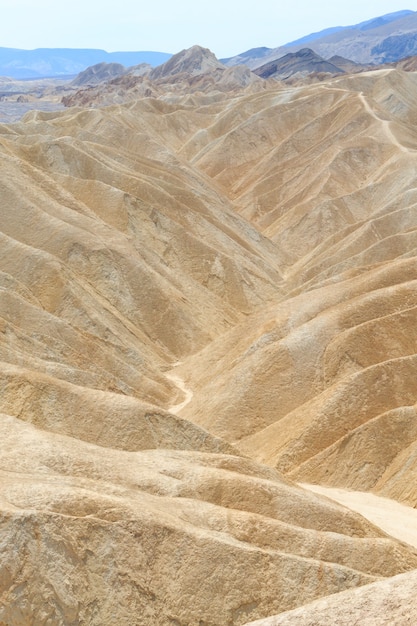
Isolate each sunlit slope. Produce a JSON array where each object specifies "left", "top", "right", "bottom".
[
  {"left": 3, "top": 66, "right": 417, "bottom": 625},
  {"left": 180, "top": 69, "right": 417, "bottom": 286},
  {"left": 244, "top": 570, "right": 417, "bottom": 626},
  {"left": 3, "top": 69, "right": 417, "bottom": 502},
  {"left": 1, "top": 413, "right": 417, "bottom": 625},
  {"left": 179, "top": 254, "right": 417, "bottom": 504},
  {"left": 0, "top": 102, "right": 282, "bottom": 421},
  {"left": 171, "top": 70, "right": 417, "bottom": 504}
]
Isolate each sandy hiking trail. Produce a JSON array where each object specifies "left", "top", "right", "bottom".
[
  {"left": 302, "top": 483, "right": 417, "bottom": 550},
  {"left": 166, "top": 367, "right": 194, "bottom": 414}
]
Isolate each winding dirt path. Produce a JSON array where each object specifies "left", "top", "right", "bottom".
[
  {"left": 358, "top": 91, "right": 410, "bottom": 153},
  {"left": 301, "top": 483, "right": 417, "bottom": 550},
  {"left": 166, "top": 370, "right": 193, "bottom": 414}
]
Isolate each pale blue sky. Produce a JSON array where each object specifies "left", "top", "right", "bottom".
[{"left": 1, "top": 0, "right": 416, "bottom": 57}]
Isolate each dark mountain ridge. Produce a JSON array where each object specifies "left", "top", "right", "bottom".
[{"left": 254, "top": 48, "right": 345, "bottom": 81}]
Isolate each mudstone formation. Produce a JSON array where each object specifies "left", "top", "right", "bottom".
[{"left": 1, "top": 45, "right": 417, "bottom": 625}]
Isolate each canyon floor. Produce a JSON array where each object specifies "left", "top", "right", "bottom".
[{"left": 1, "top": 61, "right": 417, "bottom": 625}]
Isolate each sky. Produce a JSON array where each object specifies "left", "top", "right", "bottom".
[{"left": 1, "top": 1, "right": 417, "bottom": 58}]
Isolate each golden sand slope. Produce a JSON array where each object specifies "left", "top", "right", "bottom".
[
  {"left": 1, "top": 413, "right": 417, "bottom": 625},
  {"left": 244, "top": 569, "right": 417, "bottom": 626},
  {"left": 302, "top": 483, "right": 417, "bottom": 550},
  {"left": 174, "top": 70, "right": 417, "bottom": 506},
  {"left": 2, "top": 67, "right": 417, "bottom": 624},
  {"left": 0, "top": 101, "right": 282, "bottom": 410}
]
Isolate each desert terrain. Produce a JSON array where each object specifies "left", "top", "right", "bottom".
[{"left": 1, "top": 46, "right": 417, "bottom": 625}]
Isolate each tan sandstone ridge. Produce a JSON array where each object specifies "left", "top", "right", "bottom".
[{"left": 2, "top": 56, "right": 417, "bottom": 624}]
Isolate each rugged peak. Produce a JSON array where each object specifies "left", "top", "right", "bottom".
[
  {"left": 254, "top": 47, "right": 345, "bottom": 80},
  {"left": 71, "top": 62, "right": 126, "bottom": 86},
  {"left": 295, "top": 47, "right": 323, "bottom": 58},
  {"left": 150, "top": 45, "right": 225, "bottom": 79}
]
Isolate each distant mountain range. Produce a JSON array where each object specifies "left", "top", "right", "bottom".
[
  {"left": 2, "top": 9, "right": 417, "bottom": 79},
  {"left": 66, "top": 41, "right": 417, "bottom": 111},
  {"left": 0, "top": 48, "right": 171, "bottom": 79},
  {"left": 283, "top": 9, "right": 413, "bottom": 47},
  {"left": 222, "top": 10, "right": 417, "bottom": 67}
]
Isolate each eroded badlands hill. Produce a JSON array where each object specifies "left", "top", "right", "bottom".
[
  {"left": 244, "top": 569, "right": 417, "bottom": 625},
  {"left": 4, "top": 414, "right": 416, "bottom": 625},
  {"left": 175, "top": 68, "right": 417, "bottom": 506},
  {"left": 2, "top": 65, "right": 417, "bottom": 624}
]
